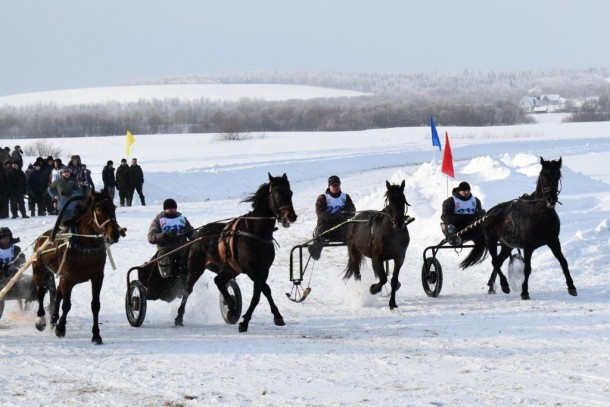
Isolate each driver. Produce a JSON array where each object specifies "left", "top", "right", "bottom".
[
  {"left": 147, "top": 199, "right": 195, "bottom": 278},
  {"left": 0, "top": 227, "right": 35, "bottom": 300},
  {"left": 441, "top": 181, "right": 485, "bottom": 246}
]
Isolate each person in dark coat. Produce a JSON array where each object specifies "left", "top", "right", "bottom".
[
  {"left": 115, "top": 158, "right": 132, "bottom": 207},
  {"left": 129, "top": 158, "right": 145, "bottom": 206},
  {"left": 0, "top": 162, "right": 9, "bottom": 218},
  {"left": 308, "top": 175, "right": 356, "bottom": 260},
  {"left": 11, "top": 145, "right": 23, "bottom": 169},
  {"left": 441, "top": 181, "right": 485, "bottom": 246},
  {"left": 102, "top": 160, "right": 116, "bottom": 202},
  {"left": 6, "top": 161, "right": 29, "bottom": 219},
  {"left": 27, "top": 161, "right": 49, "bottom": 216}
]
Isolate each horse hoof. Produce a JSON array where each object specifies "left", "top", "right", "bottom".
[
  {"left": 369, "top": 285, "right": 381, "bottom": 295},
  {"left": 174, "top": 318, "right": 183, "bottom": 327},
  {"left": 568, "top": 288, "right": 578, "bottom": 296},
  {"left": 55, "top": 326, "right": 66, "bottom": 338},
  {"left": 238, "top": 322, "right": 248, "bottom": 333},
  {"left": 501, "top": 285, "right": 510, "bottom": 294},
  {"left": 487, "top": 287, "right": 496, "bottom": 295},
  {"left": 35, "top": 318, "right": 47, "bottom": 332},
  {"left": 521, "top": 293, "right": 530, "bottom": 300},
  {"left": 389, "top": 303, "right": 398, "bottom": 310},
  {"left": 274, "top": 317, "right": 286, "bottom": 326},
  {"left": 92, "top": 337, "right": 103, "bottom": 345}
]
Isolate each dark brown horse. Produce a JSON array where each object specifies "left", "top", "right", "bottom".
[
  {"left": 344, "top": 180, "right": 411, "bottom": 309},
  {"left": 183, "top": 173, "right": 297, "bottom": 332},
  {"left": 460, "top": 157, "right": 576, "bottom": 300},
  {"left": 32, "top": 190, "right": 124, "bottom": 343}
]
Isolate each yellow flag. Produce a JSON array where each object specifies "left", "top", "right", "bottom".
[{"left": 126, "top": 130, "right": 135, "bottom": 156}]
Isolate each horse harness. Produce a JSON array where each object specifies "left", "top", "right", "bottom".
[{"left": 218, "top": 216, "right": 276, "bottom": 275}]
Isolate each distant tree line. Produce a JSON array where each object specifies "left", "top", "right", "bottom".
[
  {"left": 564, "top": 93, "right": 610, "bottom": 122},
  {"left": 0, "top": 96, "right": 533, "bottom": 139}
]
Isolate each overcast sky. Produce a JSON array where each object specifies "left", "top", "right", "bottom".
[{"left": 1, "top": 0, "right": 608, "bottom": 97}]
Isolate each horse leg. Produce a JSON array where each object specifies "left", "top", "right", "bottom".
[
  {"left": 547, "top": 238, "right": 577, "bottom": 296},
  {"left": 90, "top": 276, "right": 103, "bottom": 344},
  {"left": 214, "top": 268, "right": 239, "bottom": 323},
  {"left": 239, "top": 281, "right": 262, "bottom": 333},
  {"left": 345, "top": 244, "right": 362, "bottom": 281},
  {"left": 486, "top": 240, "right": 500, "bottom": 294},
  {"left": 388, "top": 258, "right": 404, "bottom": 310},
  {"left": 51, "top": 283, "right": 63, "bottom": 327},
  {"left": 369, "top": 258, "right": 386, "bottom": 295},
  {"left": 520, "top": 248, "right": 534, "bottom": 300},
  {"left": 34, "top": 272, "right": 48, "bottom": 331},
  {"left": 175, "top": 268, "right": 204, "bottom": 327},
  {"left": 494, "top": 245, "right": 512, "bottom": 294},
  {"left": 55, "top": 282, "right": 72, "bottom": 338},
  {"left": 258, "top": 278, "right": 285, "bottom": 328}
]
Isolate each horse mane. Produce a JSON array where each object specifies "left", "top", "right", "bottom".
[{"left": 242, "top": 182, "right": 270, "bottom": 209}]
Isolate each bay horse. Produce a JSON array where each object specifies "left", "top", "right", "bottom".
[
  {"left": 181, "top": 173, "right": 297, "bottom": 332},
  {"left": 344, "top": 180, "right": 411, "bottom": 309},
  {"left": 460, "top": 157, "right": 576, "bottom": 300},
  {"left": 31, "top": 190, "right": 124, "bottom": 344}
]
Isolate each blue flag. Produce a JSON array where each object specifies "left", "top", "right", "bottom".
[{"left": 430, "top": 116, "right": 441, "bottom": 151}]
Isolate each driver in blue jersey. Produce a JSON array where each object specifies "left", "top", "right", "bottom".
[
  {"left": 441, "top": 181, "right": 485, "bottom": 246},
  {"left": 308, "top": 175, "right": 356, "bottom": 260},
  {"left": 148, "top": 199, "right": 195, "bottom": 278}
]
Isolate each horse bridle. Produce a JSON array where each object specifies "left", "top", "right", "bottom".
[
  {"left": 384, "top": 194, "right": 410, "bottom": 229},
  {"left": 540, "top": 169, "right": 562, "bottom": 208},
  {"left": 268, "top": 183, "right": 294, "bottom": 223},
  {"left": 91, "top": 199, "right": 120, "bottom": 239}
]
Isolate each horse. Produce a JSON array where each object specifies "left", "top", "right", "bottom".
[
  {"left": 344, "top": 180, "right": 411, "bottom": 309},
  {"left": 31, "top": 189, "right": 125, "bottom": 344},
  {"left": 460, "top": 157, "right": 576, "bottom": 300},
  {"left": 180, "top": 173, "right": 297, "bottom": 332}
]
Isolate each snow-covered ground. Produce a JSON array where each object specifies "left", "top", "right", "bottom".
[
  {"left": 1, "top": 110, "right": 610, "bottom": 406},
  {"left": 0, "top": 84, "right": 366, "bottom": 107}
]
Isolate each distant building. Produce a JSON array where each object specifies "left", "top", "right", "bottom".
[{"left": 520, "top": 94, "right": 564, "bottom": 112}]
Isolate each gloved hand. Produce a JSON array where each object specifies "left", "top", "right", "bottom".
[{"left": 164, "top": 229, "right": 177, "bottom": 241}]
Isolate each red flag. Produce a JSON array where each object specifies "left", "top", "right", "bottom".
[{"left": 441, "top": 132, "right": 454, "bottom": 177}]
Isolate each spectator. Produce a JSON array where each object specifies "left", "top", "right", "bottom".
[
  {"left": 6, "top": 161, "right": 29, "bottom": 219},
  {"left": 11, "top": 145, "right": 23, "bottom": 169},
  {"left": 27, "top": 161, "right": 48, "bottom": 216},
  {"left": 102, "top": 160, "right": 116, "bottom": 201},
  {"left": 67, "top": 155, "right": 94, "bottom": 196},
  {"left": 129, "top": 158, "right": 145, "bottom": 206},
  {"left": 115, "top": 158, "right": 132, "bottom": 207},
  {"left": 47, "top": 167, "right": 81, "bottom": 215}
]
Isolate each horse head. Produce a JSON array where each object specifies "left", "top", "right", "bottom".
[
  {"left": 385, "top": 180, "right": 409, "bottom": 230},
  {"left": 90, "top": 189, "right": 124, "bottom": 243},
  {"left": 538, "top": 156, "right": 562, "bottom": 209},
  {"left": 268, "top": 172, "right": 298, "bottom": 228}
]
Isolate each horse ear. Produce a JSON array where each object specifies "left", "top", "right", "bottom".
[
  {"left": 282, "top": 173, "right": 288, "bottom": 181},
  {"left": 268, "top": 172, "right": 273, "bottom": 182},
  {"left": 400, "top": 180, "right": 405, "bottom": 190},
  {"left": 540, "top": 156, "right": 545, "bottom": 164},
  {"left": 386, "top": 180, "right": 391, "bottom": 190},
  {"left": 558, "top": 157, "right": 562, "bottom": 167}
]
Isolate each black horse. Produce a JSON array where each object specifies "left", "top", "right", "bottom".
[
  {"left": 344, "top": 180, "right": 411, "bottom": 309},
  {"left": 460, "top": 157, "right": 576, "bottom": 300},
  {"left": 31, "top": 190, "right": 124, "bottom": 343},
  {"left": 182, "top": 173, "right": 298, "bottom": 332}
]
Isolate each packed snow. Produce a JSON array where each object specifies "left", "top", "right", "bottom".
[{"left": 1, "top": 110, "right": 610, "bottom": 406}]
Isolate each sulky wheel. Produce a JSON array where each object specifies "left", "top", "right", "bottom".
[
  {"left": 219, "top": 278, "right": 242, "bottom": 324},
  {"left": 125, "top": 280, "right": 147, "bottom": 327},
  {"left": 422, "top": 257, "right": 443, "bottom": 297},
  {"left": 0, "top": 300, "right": 4, "bottom": 320}
]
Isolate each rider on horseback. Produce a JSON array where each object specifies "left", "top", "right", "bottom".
[{"left": 441, "top": 181, "right": 485, "bottom": 246}]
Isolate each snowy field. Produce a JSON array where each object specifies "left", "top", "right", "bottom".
[{"left": 1, "top": 107, "right": 610, "bottom": 406}]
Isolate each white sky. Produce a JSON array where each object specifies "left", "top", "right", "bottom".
[{"left": 1, "top": 0, "right": 609, "bottom": 96}]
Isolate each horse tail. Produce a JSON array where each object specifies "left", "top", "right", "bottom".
[
  {"left": 459, "top": 232, "right": 488, "bottom": 269},
  {"left": 343, "top": 246, "right": 363, "bottom": 280}
]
